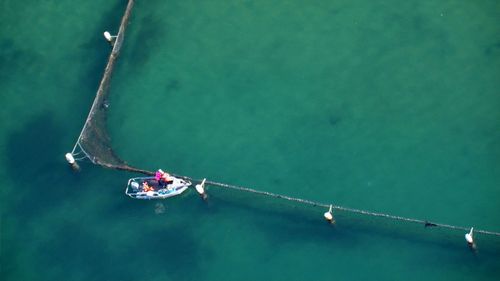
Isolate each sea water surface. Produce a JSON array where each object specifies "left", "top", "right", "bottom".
[{"left": 1, "top": 0, "right": 499, "bottom": 280}]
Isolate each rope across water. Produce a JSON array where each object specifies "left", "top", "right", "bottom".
[{"left": 175, "top": 174, "right": 500, "bottom": 237}]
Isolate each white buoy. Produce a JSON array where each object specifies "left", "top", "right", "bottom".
[
  {"left": 465, "top": 227, "right": 474, "bottom": 244},
  {"left": 324, "top": 205, "right": 335, "bottom": 223},
  {"left": 195, "top": 178, "right": 206, "bottom": 194},
  {"left": 65, "top": 153, "right": 75, "bottom": 164},
  {"left": 103, "top": 31, "right": 116, "bottom": 43},
  {"left": 65, "top": 152, "right": 79, "bottom": 170},
  {"left": 195, "top": 178, "right": 207, "bottom": 200}
]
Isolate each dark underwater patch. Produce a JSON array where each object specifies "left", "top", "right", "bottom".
[
  {"left": 328, "top": 115, "right": 341, "bottom": 127},
  {"left": 124, "top": 12, "right": 167, "bottom": 69},
  {"left": 484, "top": 41, "right": 500, "bottom": 56},
  {"left": 165, "top": 78, "right": 181, "bottom": 92},
  {"left": 4, "top": 113, "right": 76, "bottom": 221},
  {"left": 0, "top": 38, "right": 41, "bottom": 85}
]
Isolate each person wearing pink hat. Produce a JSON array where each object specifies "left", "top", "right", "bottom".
[{"left": 157, "top": 169, "right": 173, "bottom": 187}]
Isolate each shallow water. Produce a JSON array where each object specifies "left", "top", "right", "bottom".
[{"left": 1, "top": 0, "right": 499, "bottom": 280}]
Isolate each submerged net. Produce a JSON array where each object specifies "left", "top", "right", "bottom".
[
  {"left": 68, "top": 0, "right": 500, "bottom": 241},
  {"left": 71, "top": 0, "right": 150, "bottom": 175}
]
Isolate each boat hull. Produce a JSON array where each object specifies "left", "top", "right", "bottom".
[{"left": 126, "top": 176, "right": 191, "bottom": 199}]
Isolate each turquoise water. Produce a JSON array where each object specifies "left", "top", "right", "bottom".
[{"left": 1, "top": 0, "right": 499, "bottom": 280}]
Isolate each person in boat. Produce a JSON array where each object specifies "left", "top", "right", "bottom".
[
  {"left": 155, "top": 170, "right": 162, "bottom": 181},
  {"left": 143, "top": 181, "right": 154, "bottom": 192},
  {"left": 155, "top": 170, "right": 165, "bottom": 187},
  {"left": 157, "top": 169, "right": 173, "bottom": 187}
]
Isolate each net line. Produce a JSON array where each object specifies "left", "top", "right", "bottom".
[
  {"left": 67, "top": 0, "right": 500, "bottom": 240},
  {"left": 175, "top": 174, "right": 500, "bottom": 237},
  {"left": 71, "top": 0, "right": 136, "bottom": 169}
]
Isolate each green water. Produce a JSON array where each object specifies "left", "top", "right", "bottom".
[{"left": 1, "top": 0, "right": 499, "bottom": 280}]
